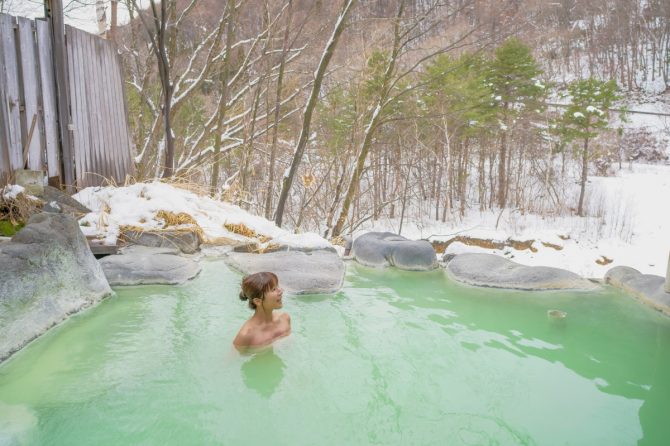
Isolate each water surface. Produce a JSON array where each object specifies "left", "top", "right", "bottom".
[{"left": 1, "top": 260, "right": 669, "bottom": 445}]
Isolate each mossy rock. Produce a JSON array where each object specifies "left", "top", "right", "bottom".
[{"left": 0, "top": 220, "right": 24, "bottom": 237}]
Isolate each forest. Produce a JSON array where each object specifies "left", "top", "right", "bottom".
[{"left": 116, "top": 0, "right": 670, "bottom": 237}]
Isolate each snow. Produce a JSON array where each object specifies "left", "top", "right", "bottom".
[
  {"left": 4, "top": 162, "right": 667, "bottom": 283},
  {"left": 354, "top": 164, "right": 670, "bottom": 279},
  {"left": 1, "top": 185, "right": 26, "bottom": 200},
  {"left": 73, "top": 182, "right": 330, "bottom": 249},
  {"left": 586, "top": 105, "right": 603, "bottom": 115},
  {"left": 573, "top": 112, "right": 585, "bottom": 118}
]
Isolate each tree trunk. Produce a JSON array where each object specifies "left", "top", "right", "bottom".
[
  {"left": 577, "top": 136, "right": 589, "bottom": 216},
  {"left": 274, "top": 0, "right": 356, "bottom": 227},
  {"left": 399, "top": 158, "right": 413, "bottom": 236},
  {"left": 435, "top": 142, "right": 444, "bottom": 220},
  {"left": 209, "top": 0, "right": 236, "bottom": 195},
  {"left": 497, "top": 117, "right": 508, "bottom": 208},
  {"left": 264, "top": 0, "right": 293, "bottom": 218},
  {"left": 331, "top": 1, "right": 405, "bottom": 238}
]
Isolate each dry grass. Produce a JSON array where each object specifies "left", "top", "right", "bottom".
[
  {"left": 432, "top": 236, "right": 538, "bottom": 254},
  {"left": 541, "top": 241, "right": 564, "bottom": 251},
  {"left": 329, "top": 235, "right": 346, "bottom": 247},
  {"left": 0, "top": 190, "right": 43, "bottom": 226},
  {"left": 119, "top": 208, "right": 205, "bottom": 244},
  {"left": 160, "top": 174, "right": 212, "bottom": 197},
  {"left": 157, "top": 210, "right": 198, "bottom": 227},
  {"left": 223, "top": 222, "right": 271, "bottom": 242},
  {"left": 596, "top": 255, "right": 613, "bottom": 265}
]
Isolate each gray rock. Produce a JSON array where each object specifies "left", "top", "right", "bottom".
[
  {"left": 37, "top": 185, "right": 91, "bottom": 215},
  {"left": 225, "top": 250, "right": 345, "bottom": 294},
  {"left": 605, "top": 266, "right": 670, "bottom": 315},
  {"left": 351, "top": 232, "right": 437, "bottom": 271},
  {"left": 99, "top": 246, "right": 201, "bottom": 286},
  {"left": 122, "top": 229, "right": 200, "bottom": 254},
  {"left": 120, "top": 244, "right": 181, "bottom": 256},
  {"left": 0, "top": 213, "right": 112, "bottom": 362},
  {"left": 446, "top": 253, "right": 598, "bottom": 290}
]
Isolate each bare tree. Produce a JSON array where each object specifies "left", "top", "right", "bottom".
[
  {"left": 273, "top": 0, "right": 356, "bottom": 228},
  {"left": 132, "top": 0, "right": 176, "bottom": 178}
]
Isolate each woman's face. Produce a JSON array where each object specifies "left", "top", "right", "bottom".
[{"left": 260, "top": 283, "right": 283, "bottom": 310}]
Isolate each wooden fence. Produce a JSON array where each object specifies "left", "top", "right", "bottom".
[{"left": 0, "top": 13, "right": 134, "bottom": 189}]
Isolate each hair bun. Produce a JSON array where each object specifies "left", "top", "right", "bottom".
[{"left": 239, "top": 290, "right": 248, "bottom": 301}]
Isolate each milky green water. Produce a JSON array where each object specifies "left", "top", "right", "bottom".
[{"left": 1, "top": 260, "right": 670, "bottom": 445}]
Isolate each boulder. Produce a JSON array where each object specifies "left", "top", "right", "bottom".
[
  {"left": 99, "top": 245, "right": 201, "bottom": 286},
  {"left": 224, "top": 250, "right": 345, "bottom": 294},
  {"left": 0, "top": 213, "right": 112, "bottom": 362},
  {"left": 37, "top": 185, "right": 91, "bottom": 216},
  {"left": 605, "top": 266, "right": 670, "bottom": 315},
  {"left": 351, "top": 232, "right": 437, "bottom": 271},
  {"left": 121, "top": 229, "right": 200, "bottom": 254},
  {"left": 446, "top": 253, "right": 598, "bottom": 291}
]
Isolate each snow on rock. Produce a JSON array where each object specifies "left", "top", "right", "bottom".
[
  {"left": 73, "top": 182, "right": 332, "bottom": 250},
  {"left": 272, "top": 232, "right": 334, "bottom": 250},
  {"left": 1, "top": 185, "right": 26, "bottom": 200}
]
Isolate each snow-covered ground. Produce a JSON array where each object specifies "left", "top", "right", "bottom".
[
  {"left": 65, "top": 163, "right": 670, "bottom": 280},
  {"left": 357, "top": 163, "right": 670, "bottom": 279},
  {"left": 73, "top": 182, "right": 332, "bottom": 251}
]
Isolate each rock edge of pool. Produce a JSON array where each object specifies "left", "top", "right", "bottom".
[{"left": 2, "top": 219, "right": 670, "bottom": 364}]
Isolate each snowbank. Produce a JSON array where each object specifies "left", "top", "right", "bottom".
[
  {"left": 73, "top": 182, "right": 331, "bottom": 250},
  {"left": 356, "top": 164, "right": 670, "bottom": 279}
]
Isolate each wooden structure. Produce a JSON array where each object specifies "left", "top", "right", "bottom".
[{"left": 0, "top": 9, "right": 134, "bottom": 190}]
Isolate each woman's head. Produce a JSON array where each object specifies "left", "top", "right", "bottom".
[{"left": 239, "top": 272, "right": 280, "bottom": 310}]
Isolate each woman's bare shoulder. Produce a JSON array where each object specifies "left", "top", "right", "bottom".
[{"left": 233, "top": 321, "right": 255, "bottom": 347}]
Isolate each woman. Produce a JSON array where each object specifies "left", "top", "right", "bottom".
[{"left": 233, "top": 272, "right": 291, "bottom": 350}]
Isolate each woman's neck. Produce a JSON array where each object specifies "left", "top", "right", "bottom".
[{"left": 253, "top": 307, "right": 274, "bottom": 323}]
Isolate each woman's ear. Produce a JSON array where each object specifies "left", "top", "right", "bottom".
[{"left": 252, "top": 297, "right": 262, "bottom": 308}]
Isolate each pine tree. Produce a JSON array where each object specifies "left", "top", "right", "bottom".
[
  {"left": 557, "top": 78, "right": 620, "bottom": 216},
  {"left": 486, "top": 38, "right": 545, "bottom": 208}
]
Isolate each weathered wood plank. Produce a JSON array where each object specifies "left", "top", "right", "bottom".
[
  {"left": 101, "top": 39, "right": 122, "bottom": 183},
  {"left": 75, "top": 27, "right": 94, "bottom": 188},
  {"left": 66, "top": 26, "right": 88, "bottom": 188},
  {"left": 94, "top": 36, "right": 117, "bottom": 184},
  {"left": 17, "top": 17, "right": 43, "bottom": 171},
  {"left": 83, "top": 29, "right": 106, "bottom": 186},
  {"left": 114, "top": 51, "right": 136, "bottom": 176},
  {"left": 0, "top": 14, "right": 23, "bottom": 171},
  {"left": 0, "top": 23, "right": 12, "bottom": 180},
  {"left": 35, "top": 19, "right": 60, "bottom": 179},
  {"left": 73, "top": 27, "right": 96, "bottom": 188},
  {"left": 50, "top": 1, "right": 75, "bottom": 192},
  {"left": 0, "top": 83, "right": 9, "bottom": 181}
]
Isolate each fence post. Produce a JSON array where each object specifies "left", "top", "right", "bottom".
[{"left": 46, "top": 0, "right": 74, "bottom": 192}]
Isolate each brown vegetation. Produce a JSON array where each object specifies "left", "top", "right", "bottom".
[{"left": 431, "top": 236, "right": 538, "bottom": 254}]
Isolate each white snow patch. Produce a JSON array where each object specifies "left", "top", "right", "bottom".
[
  {"left": 355, "top": 164, "right": 670, "bottom": 279},
  {"left": 1, "top": 185, "right": 26, "bottom": 200},
  {"left": 73, "top": 182, "right": 332, "bottom": 249}
]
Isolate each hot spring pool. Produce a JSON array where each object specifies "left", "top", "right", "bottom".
[{"left": 1, "top": 259, "right": 670, "bottom": 445}]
